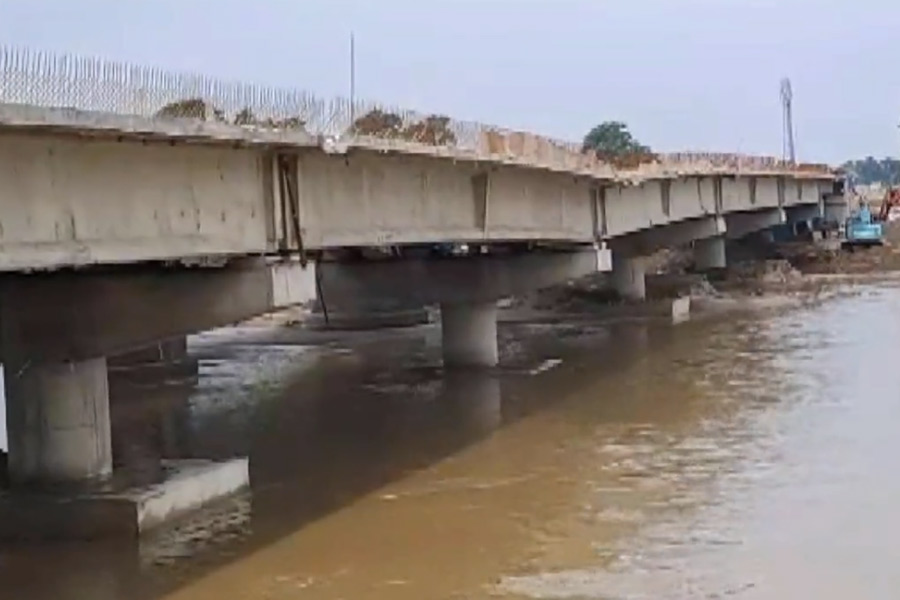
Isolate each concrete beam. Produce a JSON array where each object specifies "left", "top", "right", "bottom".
[
  {"left": 0, "top": 102, "right": 317, "bottom": 148},
  {"left": 0, "top": 133, "right": 273, "bottom": 270},
  {"left": 609, "top": 215, "right": 726, "bottom": 256},
  {"left": 785, "top": 204, "right": 822, "bottom": 224},
  {"left": 316, "top": 248, "right": 608, "bottom": 309},
  {"left": 295, "top": 151, "right": 597, "bottom": 248},
  {"left": 0, "top": 258, "right": 315, "bottom": 365},
  {"left": 724, "top": 208, "right": 785, "bottom": 240}
]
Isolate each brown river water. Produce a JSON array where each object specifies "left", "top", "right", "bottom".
[{"left": 1, "top": 282, "right": 899, "bottom": 599}]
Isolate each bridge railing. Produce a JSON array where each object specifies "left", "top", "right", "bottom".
[{"left": 0, "top": 45, "right": 833, "bottom": 177}]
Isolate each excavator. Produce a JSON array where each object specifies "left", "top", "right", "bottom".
[
  {"left": 844, "top": 187, "right": 899, "bottom": 247},
  {"left": 877, "top": 187, "right": 900, "bottom": 222}
]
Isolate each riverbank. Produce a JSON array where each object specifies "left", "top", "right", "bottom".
[{"left": 503, "top": 230, "right": 900, "bottom": 325}]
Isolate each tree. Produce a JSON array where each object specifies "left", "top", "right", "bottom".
[
  {"left": 582, "top": 121, "right": 650, "bottom": 156},
  {"left": 842, "top": 156, "right": 900, "bottom": 186}
]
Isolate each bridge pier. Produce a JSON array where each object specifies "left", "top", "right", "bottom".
[
  {"left": 786, "top": 204, "right": 822, "bottom": 224},
  {"left": 0, "top": 351, "right": 247, "bottom": 539},
  {"left": 440, "top": 301, "right": 499, "bottom": 368},
  {"left": 316, "top": 248, "right": 607, "bottom": 369},
  {"left": 611, "top": 254, "right": 646, "bottom": 301},
  {"left": 694, "top": 236, "right": 727, "bottom": 270},
  {"left": 4, "top": 357, "right": 112, "bottom": 487},
  {"left": 823, "top": 192, "right": 848, "bottom": 224},
  {"left": 724, "top": 208, "right": 786, "bottom": 240},
  {"left": 0, "top": 259, "right": 317, "bottom": 539}
]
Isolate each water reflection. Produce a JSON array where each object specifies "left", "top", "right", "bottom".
[
  {"left": 0, "top": 367, "right": 6, "bottom": 451},
  {"left": 3, "top": 286, "right": 899, "bottom": 599}
]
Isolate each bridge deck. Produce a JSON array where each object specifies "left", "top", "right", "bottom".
[{"left": 0, "top": 46, "right": 839, "bottom": 272}]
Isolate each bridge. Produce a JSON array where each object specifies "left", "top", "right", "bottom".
[{"left": 0, "top": 46, "right": 844, "bottom": 538}]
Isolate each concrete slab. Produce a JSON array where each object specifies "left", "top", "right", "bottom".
[
  {"left": 0, "top": 102, "right": 317, "bottom": 147},
  {"left": 0, "top": 458, "right": 248, "bottom": 540}
]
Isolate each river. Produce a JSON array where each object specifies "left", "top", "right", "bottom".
[{"left": 1, "top": 283, "right": 898, "bottom": 599}]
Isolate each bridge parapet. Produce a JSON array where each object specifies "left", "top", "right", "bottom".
[{"left": 0, "top": 45, "right": 835, "bottom": 181}]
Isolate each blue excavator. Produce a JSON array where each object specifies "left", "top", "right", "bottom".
[
  {"left": 844, "top": 202, "right": 884, "bottom": 247},
  {"left": 843, "top": 187, "right": 900, "bottom": 247}
]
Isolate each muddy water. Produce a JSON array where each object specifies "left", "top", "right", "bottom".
[{"left": 2, "top": 285, "right": 900, "bottom": 599}]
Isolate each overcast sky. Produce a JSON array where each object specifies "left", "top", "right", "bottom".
[{"left": 1, "top": 0, "right": 897, "bottom": 164}]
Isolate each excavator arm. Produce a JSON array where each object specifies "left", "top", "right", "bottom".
[{"left": 878, "top": 188, "right": 900, "bottom": 222}]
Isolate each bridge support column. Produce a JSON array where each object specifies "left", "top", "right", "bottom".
[
  {"left": 612, "top": 254, "right": 646, "bottom": 301},
  {"left": 823, "top": 194, "right": 848, "bottom": 224},
  {"left": 0, "top": 348, "right": 247, "bottom": 539},
  {"left": 786, "top": 204, "right": 822, "bottom": 224},
  {"left": 440, "top": 301, "right": 498, "bottom": 368},
  {"left": 5, "top": 357, "right": 112, "bottom": 487},
  {"left": 694, "top": 236, "right": 726, "bottom": 270}
]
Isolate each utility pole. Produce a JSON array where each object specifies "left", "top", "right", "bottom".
[
  {"left": 781, "top": 78, "right": 796, "bottom": 164},
  {"left": 349, "top": 32, "right": 356, "bottom": 124}
]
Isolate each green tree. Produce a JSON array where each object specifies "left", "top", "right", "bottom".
[
  {"left": 842, "top": 157, "right": 900, "bottom": 186},
  {"left": 582, "top": 121, "right": 650, "bottom": 156}
]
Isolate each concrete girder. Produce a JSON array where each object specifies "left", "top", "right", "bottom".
[
  {"left": 724, "top": 208, "right": 786, "bottom": 240},
  {"left": 0, "top": 258, "right": 316, "bottom": 366},
  {"left": 609, "top": 215, "right": 726, "bottom": 257},
  {"left": 315, "top": 248, "right": 608, "bottom": 309},
  {"left": 785, "top": 204, "right": 822, "bottom": 224},
  {"left": 295, "top": 152, "right": 597, "bottom": 249}
]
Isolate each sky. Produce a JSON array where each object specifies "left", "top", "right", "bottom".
[{"left": 0, "top": 0, "right": 898, "bottom": 164}]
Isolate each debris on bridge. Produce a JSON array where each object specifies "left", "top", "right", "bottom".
[{"left": 0, "top": 44, "right": 837, "bottom": 181}]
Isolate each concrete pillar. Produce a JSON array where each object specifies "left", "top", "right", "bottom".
[
  {"left": 440, "top": 301, "right": 498, "bottom": 368},
  {"left": 4, "top": 357, "right": 112, "bottom": 487},
  {"left": 756, "top": 229, "right": 775, "bottom": 244},
  {"left": 823, "top": 196, "right": 848, "bottom": 224},
  {"left": 694, "top": 236, "right": 727, "bottom": 271},
  {"left": 443, "top": 372, "right": 502, "bottom": 434},
  {"left": 611, "top": 254, "right": 646, "bottom": 301}
]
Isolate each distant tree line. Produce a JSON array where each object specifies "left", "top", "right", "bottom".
[{"left": 842, "top": 157, "right": 900, "bottom": 186}]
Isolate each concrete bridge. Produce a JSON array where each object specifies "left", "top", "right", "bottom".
[{"left": 0, "top": 46, "right": 844, "bottom": 538}]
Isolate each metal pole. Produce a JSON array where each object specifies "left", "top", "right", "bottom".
[{"left": 349, "top": 32, "right": 356, "bottom": 124}]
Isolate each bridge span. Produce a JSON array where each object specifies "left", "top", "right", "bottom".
[{"left": 0, "top": 46, "right": 844, "bottom": 538}]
